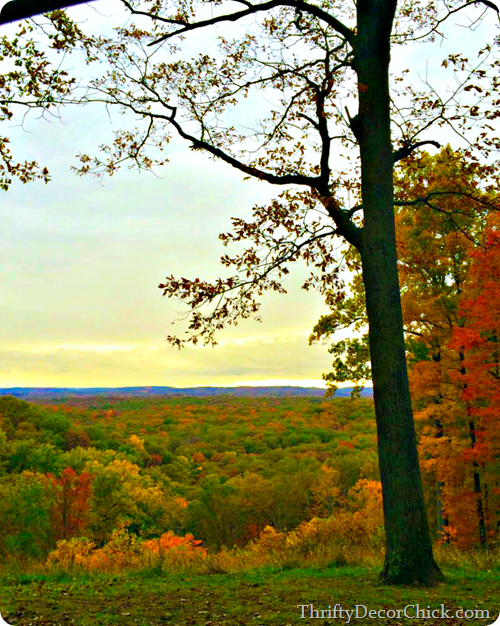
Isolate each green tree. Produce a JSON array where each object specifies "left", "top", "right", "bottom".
[
  {"left": 85, "top": 458, "right": 181, "bottom": 542},
  {"left": 188, "top": 474, "right": 238, "bottom": 549},
  {"left": 0, "top": 471, "right": 56, "bottom": 560},
  {"left": 0, "top": 428, "right": 8, "bottom": 475},
  {"left": 0, "top": 396, "right": 37, "bottom": 436}
]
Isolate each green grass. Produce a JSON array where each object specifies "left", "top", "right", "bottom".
[{"left": 1, "top": 565, "right": 498, "bottom": 625}]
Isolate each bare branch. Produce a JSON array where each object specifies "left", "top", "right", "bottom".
[
  {"left": 119, "top": 0, "right": 173, "bottom": 24},
  {"left": 473, "top": 0, "right": 499, "bottom": 14},
  {"left": 394, "top": 190, "right": 499, "bottom": 213},
  {"left": 396, "top": 192, "right": 495, "bottom": 247},
  {"left": 404, "top": 0, "right": 500, "bottom": 44},
  {"left": 168, "top": 109, "right": 322, "bottom": 187}
]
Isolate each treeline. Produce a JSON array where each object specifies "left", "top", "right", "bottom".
[{"left": 0, "top": 385, "right": 373, "bottom": 399}]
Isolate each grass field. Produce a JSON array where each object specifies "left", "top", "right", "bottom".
[{"left": 1, "top": 565, "right": 498, "bottom": 626}]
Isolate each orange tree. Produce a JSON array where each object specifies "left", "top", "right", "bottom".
[
  {"left": 310, "top": 147, "right": 500, "bottom": 548},
  {"left": 407, "top": 211, "right": 500, "bottom": 550},
  {"left": 446, "top": 217, "right": 500, "bottom": 547},
  {"left": 388, "top": 151, "right": 500, "bottom": 550},
  {"left": 3, "top": 1, "right": 500, "bottom": 584}
]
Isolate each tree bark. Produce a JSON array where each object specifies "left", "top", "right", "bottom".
[{"left": 356, "top": 0, "right": 443, "bottom": 584}]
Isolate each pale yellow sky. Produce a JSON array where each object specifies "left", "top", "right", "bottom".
[
  {"left": 0, "top": 0, "right": 345, "bottom": 387},
  {"left": 1, "top": 115, "right": 346, "bottom": 386},
  {"left": 1, "top": 0, "right": 492, "bottom": 389}
]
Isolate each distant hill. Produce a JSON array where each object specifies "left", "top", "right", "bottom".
[{"left": 0, "top": 385, "right": 373, "bottom": 399}]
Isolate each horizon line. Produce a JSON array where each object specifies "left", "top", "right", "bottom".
[{"left": 0, "top": 383, "right": 373, "bottom": 390}]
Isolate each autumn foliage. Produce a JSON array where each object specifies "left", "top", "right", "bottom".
[
  {"left": 0, "top": 393, "right": 388, "bottom": 571},
  {"left": 311, "top": 148, "right": 500, "bottom": 552}
]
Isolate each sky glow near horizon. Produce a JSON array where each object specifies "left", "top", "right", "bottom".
[{"left": 0, "top": 0, "right": 495, "bottom": 388}]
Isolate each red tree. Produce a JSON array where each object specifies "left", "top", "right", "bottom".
[{"left": 50, "top": 467, "right": 93, "bottom": 540}]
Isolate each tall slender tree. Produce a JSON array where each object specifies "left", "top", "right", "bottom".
[{"left": 3, "top": 0, "right": 500, "bottom": 583}]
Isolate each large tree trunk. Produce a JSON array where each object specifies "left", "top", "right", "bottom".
[{"left": 356, "top": 0, "right": 442, "bottom": 584}]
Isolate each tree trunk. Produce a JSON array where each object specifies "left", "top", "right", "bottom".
[
  {"left": 436, "top": 479, "right": 448, "bottom": 540},
  {"left": 356, "top": 0, "right": 442, "bottom": 584},
  {"left": 434, "top": 419, "right": 449, "bottom": 542},
  {"left": 469, "top": 418, "right": 488, "bottom": 547},
  {"left": 459, "top": 350, "right": 488, "bottom": 547}
]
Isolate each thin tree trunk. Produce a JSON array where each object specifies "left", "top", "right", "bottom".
[
  {"left": 458, "top": 350, "right": 488, "bottom": 547},
  {"left": 469, "top": 418, "right": 488, "bottom": 547},
  {"left": 435, "top": 418, "right": 449, "bottom": 542},
  {"left": 356, "top": 0, "right": 442, "bottom": 584},
  {"left": 436, "top": 479, "right": 448, "bottom": 540}
]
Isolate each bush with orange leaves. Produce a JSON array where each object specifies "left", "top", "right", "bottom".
[
  {"left": 47, "top": 528, "right": 142, "bottom": 572},
  {"left": 47, "top": 528, "right": 206, "bottom": 573},
  {"left": 142, "top": 531, "right": 207, "bottom": 572}
]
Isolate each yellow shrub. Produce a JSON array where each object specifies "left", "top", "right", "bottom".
[{"left": 46, "top": 537, "right": 95, "bottom": 571}]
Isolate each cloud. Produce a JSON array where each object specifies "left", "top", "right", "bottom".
[
  {"left": 0, "top": 332, "right": 334, "bottom": 388},
  {"left": 0, "top": 1, "right": 352, "bottom": 389}
]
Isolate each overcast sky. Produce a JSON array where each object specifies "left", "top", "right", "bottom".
[{"left": 0, "top": 0, "right": 495, "bottom": 388}]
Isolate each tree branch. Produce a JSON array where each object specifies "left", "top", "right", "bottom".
[
  {"left": 160, "top": 226, "right": 339, "bottom": 347},
  {"left": 404, "top": 0, "right": 500, "bottom": 44},
  {"left": 147, "top": 0, "right": 356, "bottom": 49},
  {"left": 83, "top": 76, "right": 324, "bottom": 188},
  {"left": 393, "top": 140, "right": 441, "bottom": 163},
  {"left": 0, "top": 0, "right": 96, "bottom": 25},
  {"left": 473, "top": 0, "right": 499, "bottom": 14},
  {"left": 118, "top": 0, "right": 173, "bottom": 24},
  {"left": 396, "top": 195, "right": 488, "bottom": 246},
  {"left": 165, "top": 106, "right": 323, "bottom": 188},
  {"left": 320, "top": 195, "right": 362, "bottom": 249},
  {"left": 394, "top": 190, "right": 499, "bottom": 213}
]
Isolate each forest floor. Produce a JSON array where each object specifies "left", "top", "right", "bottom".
[{"left": 0, "top": 565, "right": 498, "bottom": 626}]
